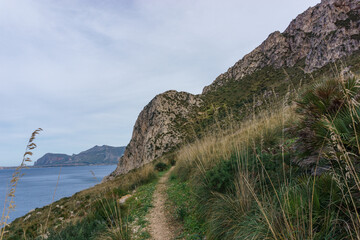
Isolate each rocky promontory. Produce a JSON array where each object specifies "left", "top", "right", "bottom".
[
  {"left": 107, "top": 91, "right": 202, "bottom": 178},
  {"left": 34, "top": 145, "right": 125, "bottom": 167}
]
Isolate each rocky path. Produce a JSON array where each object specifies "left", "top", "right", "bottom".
[{"left": 147, "top": 167, "right": 179, "bottom": 240}]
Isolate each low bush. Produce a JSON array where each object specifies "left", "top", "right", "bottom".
[
  {"left": 154, "top": 162, "right": 168, "bottom": 172},
  {"left": 295, "top": 76, "right": 360, "bottom": 170},
  {"left": 169, "top": 158, "right": 176, "bottom": 166},
  {"left": 204, "top": 156, "right": 237, "bottom": 193}
]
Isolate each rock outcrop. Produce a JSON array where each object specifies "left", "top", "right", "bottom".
[
  {"left": 203, "top": 0, "right": 360, "bottom": 93},
  {"left": 34, "top": 145, "right": 125, "bottom": 167},
  {"left": 108, "top": 91, "right": 202, "bottom": 177}
]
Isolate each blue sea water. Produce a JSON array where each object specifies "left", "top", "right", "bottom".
[{"left": 0, "top": 165, "right": 116, "bottom": 223}]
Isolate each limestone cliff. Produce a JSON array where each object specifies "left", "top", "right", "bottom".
[
  {"left": 108, "top": 91, "right": 202, "bottom": 177},
  {"left": 203, "top": 0, "right": 360, "bottom": 93}
]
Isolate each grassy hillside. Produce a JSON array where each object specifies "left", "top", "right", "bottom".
[
  {"left": 170, "top": 72, "right": 360, "bottom": 239},
  {"left": 182, "top": 51, "right": 360, "bottom": 140}
]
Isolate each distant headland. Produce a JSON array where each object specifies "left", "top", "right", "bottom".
[
  {"left": 33, "top": 145, "right": 125, "bottom": 167},
  {"left": 0, "top": 145, "right": 125, "bottom": 169}
]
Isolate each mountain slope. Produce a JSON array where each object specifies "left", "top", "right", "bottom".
[
  {"left": 108, "top": 0, "right": 359, "bottom": 179},
  {"left": 34, "top": 145, "right": 126, "bottom": 167},
  {"left": 203, "top": 0, "right": 360, "bottom": 93}
]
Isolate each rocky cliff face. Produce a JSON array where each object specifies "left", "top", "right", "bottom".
[
  {"left": 203, "top": 0, "right": 360, "bottom": 93},
  {"left": 34, "top": 145, "right": 125, "bottom": 166},
  {"left": 109, "top": 91, "right": 202, "bottom": 177}
]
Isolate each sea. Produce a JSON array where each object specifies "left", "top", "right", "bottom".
[{"left": 0, "top": 165, "right": 116, "bottom": 223}]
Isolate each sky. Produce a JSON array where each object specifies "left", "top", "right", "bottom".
[{"left": 0, "top": 0, "right": 320, "bottom": 166}]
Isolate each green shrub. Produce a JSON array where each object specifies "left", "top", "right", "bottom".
[
  {"left": 47, "top": 216, "right": 106, "bottom": 240},
  {"left": 169, "top": 158, "right": 176, "bottom": 166},
  {"left": 154, "top": 162, "right": 168, "bottom": 172},
  {"left": 295, "top": 76, "right": 360, "bottom": 170},
  {"left": 204, "top": 157, "right": 237, "bottom": 193}
]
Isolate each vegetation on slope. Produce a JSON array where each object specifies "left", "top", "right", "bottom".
[
  {"left": 169, "top": 73, "right": 360, "bottom": 239},
  {"left": 3, "top": 162, "right": 161, "bottom": 240},
  {"left": 181, "top": 51, "right": 360, "bottom": 141}
]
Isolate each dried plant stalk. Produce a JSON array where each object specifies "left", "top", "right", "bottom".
[{"left": 0, "top": 128, "right": 42, "bottom": 240}]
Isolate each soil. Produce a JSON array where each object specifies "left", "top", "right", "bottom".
[{"left": 147, "top": 167, "right": 181, "bottom": 240}]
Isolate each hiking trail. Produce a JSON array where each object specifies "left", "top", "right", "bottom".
[{"left": 147, "top": 167, "right": 180, "bottom": 240}]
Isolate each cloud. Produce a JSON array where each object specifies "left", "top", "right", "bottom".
[{"left": 0, "top": 0, "right": 320, "bottom": 166}]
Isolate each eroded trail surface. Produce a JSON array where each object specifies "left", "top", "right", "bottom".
[{"left": 148, "top": 167, "right": 179, "bottom": 240}]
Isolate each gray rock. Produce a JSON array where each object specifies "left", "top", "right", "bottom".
[
  {"left": 202, "top": 0, "right": 360, "bottom": 94},
  {"left": 108, "top": 91, "right": 202, "bottom": 177}
]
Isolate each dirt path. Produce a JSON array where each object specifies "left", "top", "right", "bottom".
[{"left": 147, "top": 167, "right": 179, "bottom": 240}]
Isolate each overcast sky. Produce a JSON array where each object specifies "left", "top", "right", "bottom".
[{"left": 0, "top": 0, "right": 320, "bottom": 166}]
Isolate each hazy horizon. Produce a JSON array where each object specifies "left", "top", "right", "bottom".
[{"left": 0, "top": 0, "right": 320, "bottom": 166}]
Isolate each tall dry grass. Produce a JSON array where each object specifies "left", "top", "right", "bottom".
[
  {"left": 0, "top": 128, "right": 42, "bottom": 240},
  {"left": 173, "top": 93, "right": 296, "bottom": 238},
  {"left": 174, "top": 74, "right": 360, "bottom": 239},
  {"left": 174, "top": 100, "right": 296, "bottom": 180},
  {"left": 95, "top": 197, "right": 131, "bottom": 240}
]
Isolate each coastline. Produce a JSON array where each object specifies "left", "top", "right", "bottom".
[
  {"left": 0, "top": 163, "right": 117, "bottom": 170},
  {"left": 0, "top": 165, "right": 117, "bottom": 224}
]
